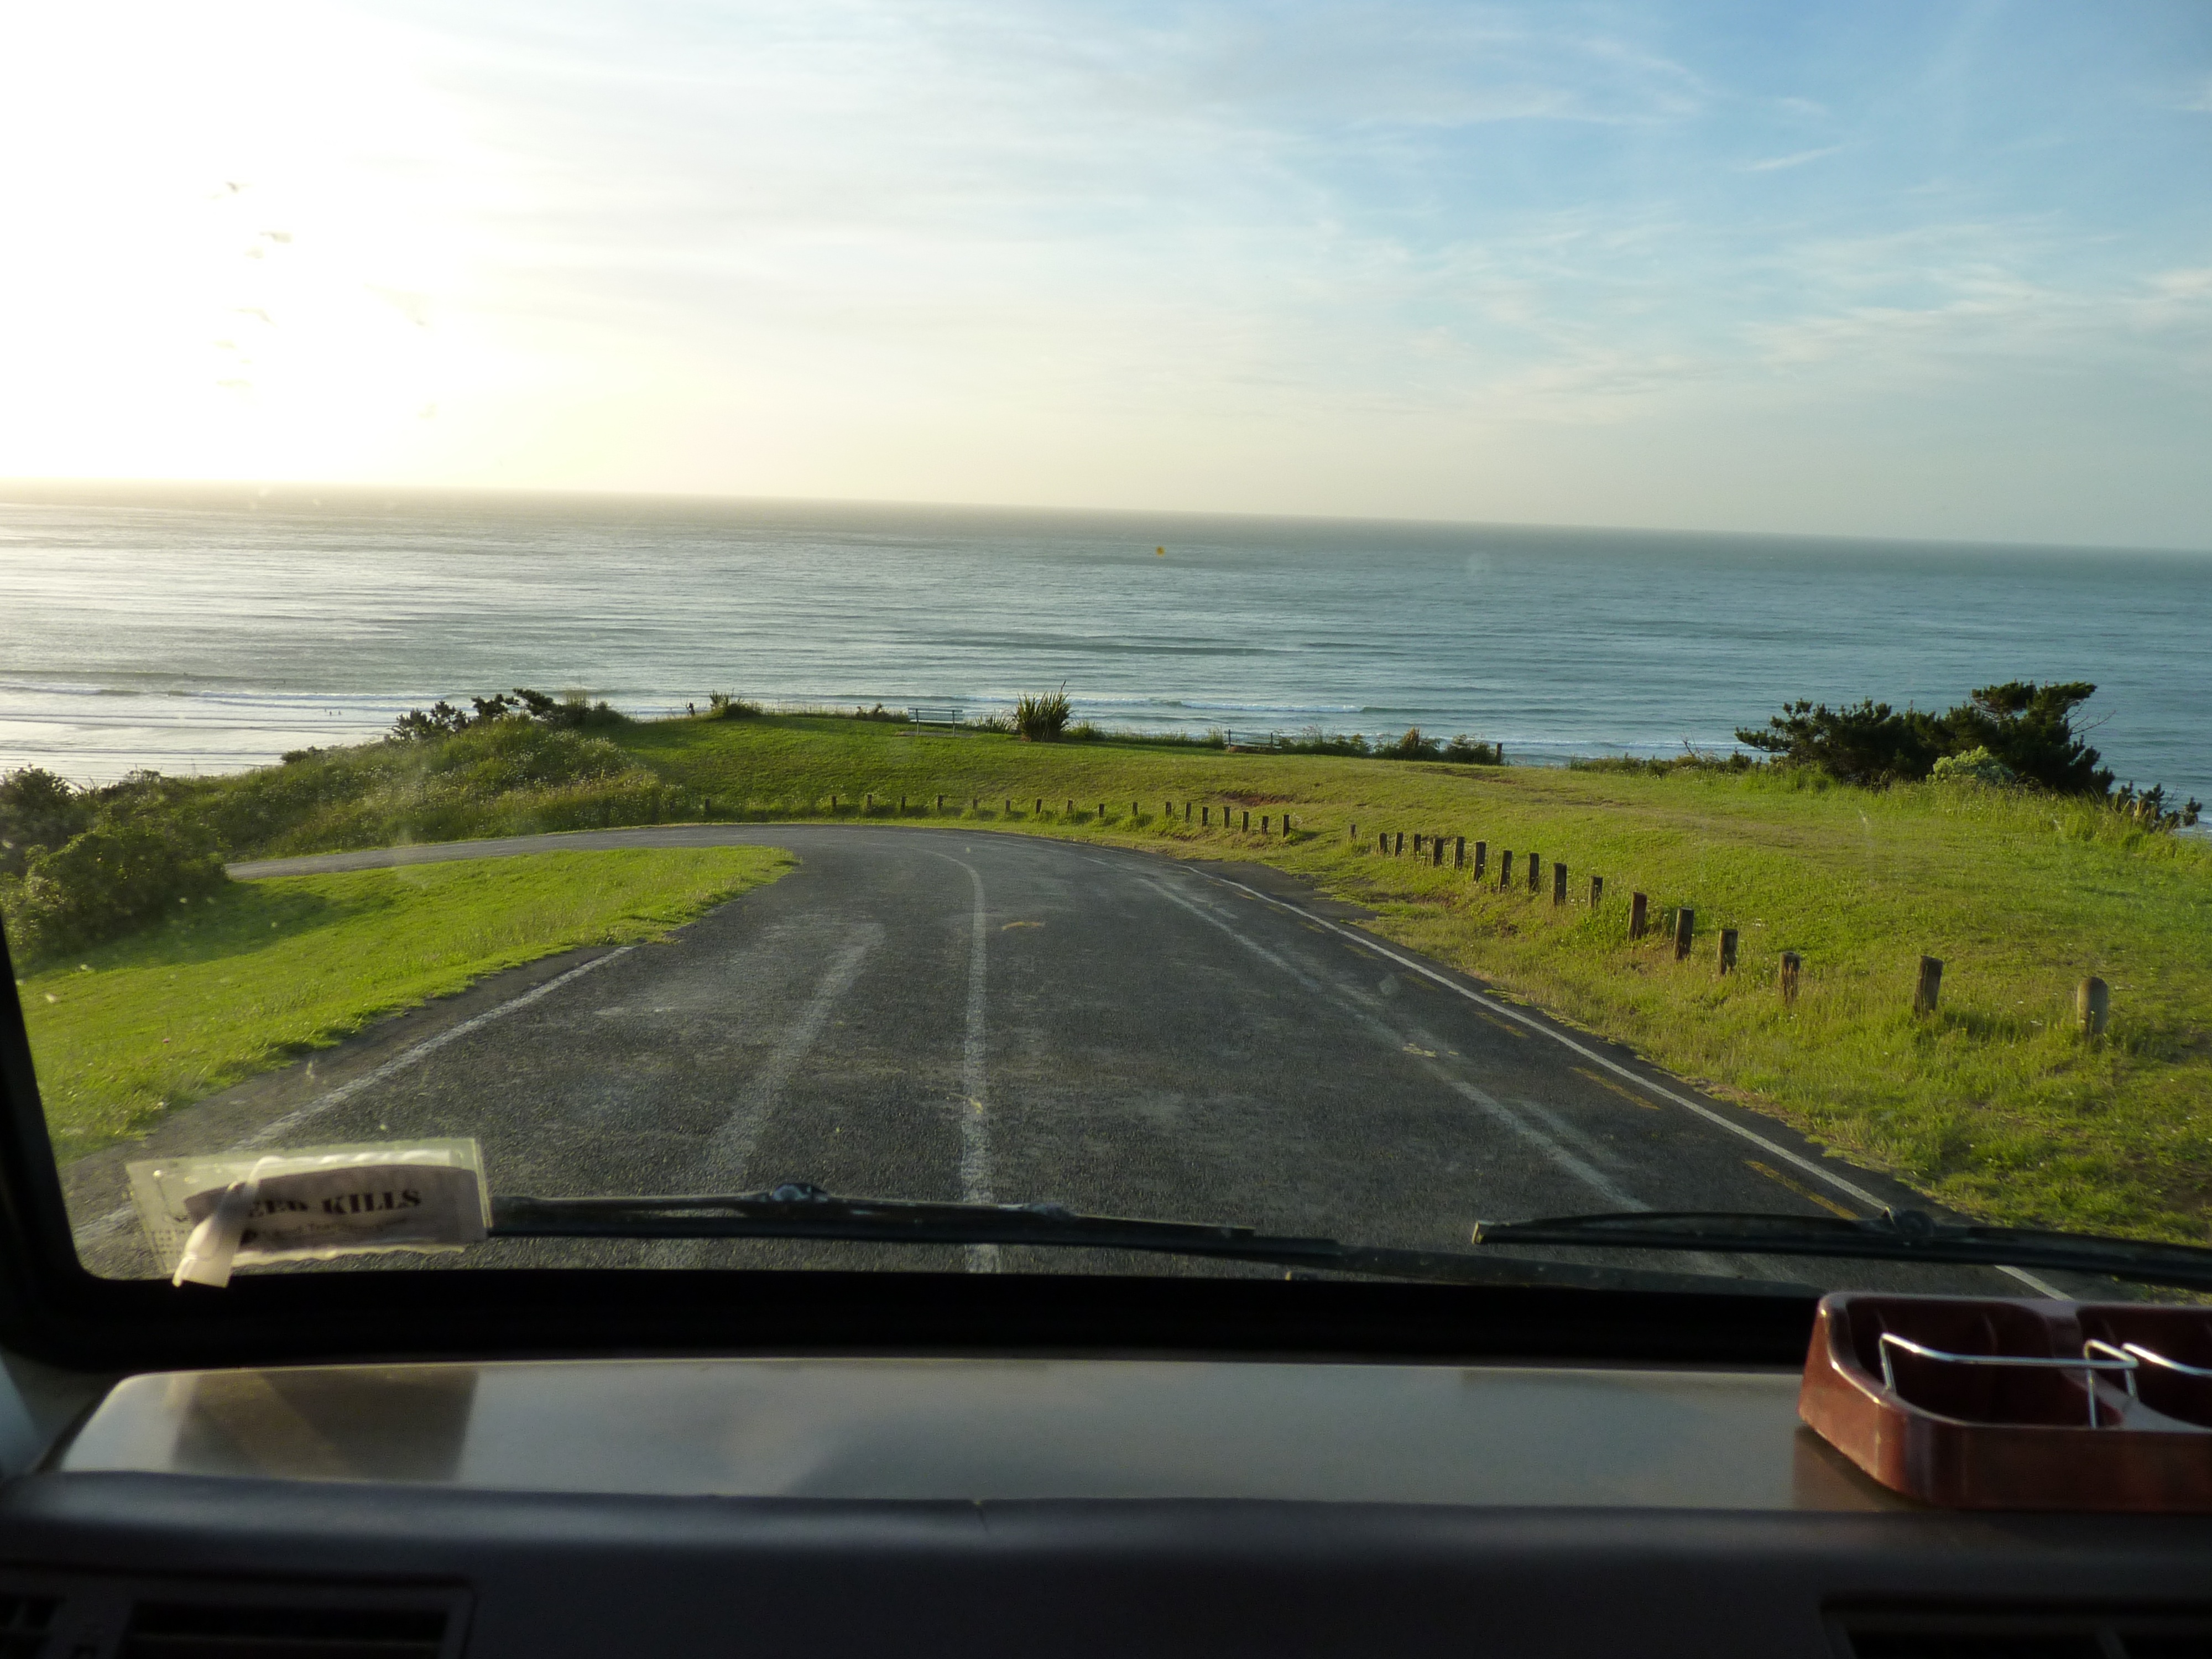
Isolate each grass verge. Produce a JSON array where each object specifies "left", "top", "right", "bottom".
[{"left": 18, "top": 846, "right": 789, "bottom": 1160}]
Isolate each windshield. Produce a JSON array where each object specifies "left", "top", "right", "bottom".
[{"left": 3, "top": 2, "right": 2209, "bottom": 1303}]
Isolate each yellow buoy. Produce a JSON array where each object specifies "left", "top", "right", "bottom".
[{"left": 1156, "top": 546, "right": 1165, "bottom": 556}]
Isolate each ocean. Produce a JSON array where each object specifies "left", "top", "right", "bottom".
[{"left": 3, "top": 488, "right": 2208, "bottom": 809}]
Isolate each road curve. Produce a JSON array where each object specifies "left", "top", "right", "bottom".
[{"left": 64, "top": 826, "right": 2048, "bottom": 1293}]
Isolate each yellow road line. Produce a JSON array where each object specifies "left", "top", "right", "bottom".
[
  {"left": 1572, "top": 1065, "right": 1657, "bottom": 1109},
  {"left": 1745, "top": 1159, "right": 1858, "bottom": 1219}
]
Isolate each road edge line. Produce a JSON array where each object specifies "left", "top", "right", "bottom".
[{"left": 1193, "top": 870, "right": 2065, "bottom": 1300}]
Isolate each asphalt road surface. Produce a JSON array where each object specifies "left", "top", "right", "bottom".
[{"left": 64, "top": 826, "right": 2058, "bottom": 1295}]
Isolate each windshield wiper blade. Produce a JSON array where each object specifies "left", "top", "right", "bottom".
[
  {"left": 490, "top": 1183, "right": 1805, "bottom": 1296},
  {"left": 1473, "top": 1209, "right": 2212, "bottom": 1291}
]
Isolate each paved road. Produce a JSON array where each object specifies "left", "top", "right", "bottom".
[{"left": 66, "top": 826, "right": 2052, "bottom": 1293}]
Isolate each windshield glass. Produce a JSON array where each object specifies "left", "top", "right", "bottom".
[{"left": 3, "top": 2, "right": 2208, "bottom": 1301}]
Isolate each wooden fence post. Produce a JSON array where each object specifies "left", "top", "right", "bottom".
[
  {"left": 1589, "top": 874, "right": 1603, "bottom": 907},
  {"left": 1500, "top": 849, "right": 1514, "bottom": 887},
  {"left": 1242, "top": 810, "right": 1251, "bottom": 832},
  {"left": 1914, "top": 956, "right": 1943, "bottom": 1015},
  {"left": 1454, "top": 836, "right": 1465, "bottom": 869},
  {"left": 1394, "top": 831, "right": 1404, "bottom": 855},
  {"left": 1527, "top": 854, "right": 1542, "bottom": 893},
  {"left": 1473, "top": 841, "right": 1486, "bottom": 879},
  {"left": 936, "top": 794, "right": 945, "bottom": 812},
  {"left": 1780, "top": 951, "right": 1802, "bottom": 1005},
  {"left": 2077, "top": 976, "right": 2110, "bottom": 1037},
  {"left": 1673, "top": 907, "right": 1695, "bottom": 961},
  {"left": 1719, "top": 928, "right": 1739, "bottom": 974},
  {"left": 1630, "top": 891, "right": 1648, "bottom": 939},
  {"left": 1262, "top": 815, "right": 1271, "bottom": 834},
  {"left": 1553, "top": 863, "right": 1568, "bottom": 906},
  {"left": 1432, "top": 837, "right": 1444, "bottom": 867},
  {"left": 1202, "top": 806, "right": 1209, "bottom": 826}
]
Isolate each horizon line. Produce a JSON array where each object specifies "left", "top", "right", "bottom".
[{"left": 2, "top": 476, "right": 2207, "bottom": 562}]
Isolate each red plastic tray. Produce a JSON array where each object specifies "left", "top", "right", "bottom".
[{"left": 1799, "top": 1292, "right": 2212, "bottom": 1510}]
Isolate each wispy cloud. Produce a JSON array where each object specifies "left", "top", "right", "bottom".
[{"left": 1743, "top": 144, "right": 1843, "bottom": 173}]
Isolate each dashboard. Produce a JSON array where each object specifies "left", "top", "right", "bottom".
[{"left": 3, "top": 1352, "right": 2210, "bottom": 1659}]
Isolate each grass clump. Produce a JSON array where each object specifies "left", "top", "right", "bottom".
[
  {"left": 1012, "top": 686, "right": 1073, "bottom": 742},
  {"left": 17, "top": 846, "right": 789, "bottom": 1159}
]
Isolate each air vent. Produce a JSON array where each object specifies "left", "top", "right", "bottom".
[
  {"left": 119, "top": 1602, "right": 448, "bottom": 1659},
  {"left": 0, "top": 1597, "right": 59, "bottom": 1659},
  {"left": 1838, "top": 1612, "right": 2212, "bottom": 1659}
]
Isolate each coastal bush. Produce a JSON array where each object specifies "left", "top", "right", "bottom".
[
  {"left": 1, "top": 767, "right": 95, "bottom": 879},
  {"left": 706, "top": 692, "right": 764, "bottom": 718},
  {"left": 1, "top": 819, "right": 228, "bottom": 964},
  {"left": 1738, "top": 679, "right": 2197, "bottom": 828},
  {"left": 390, "top": 686, "right": 627, "bottom": 741}
]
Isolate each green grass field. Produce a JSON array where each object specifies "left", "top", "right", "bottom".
[
  {"left": 611, "top": 713, "right": 2212, "bottom": 1240},
  {"left": 18, "top": 846, "right": 788, "bottom": 1160}
]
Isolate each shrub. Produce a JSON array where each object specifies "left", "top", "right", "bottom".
[
  {"left": 1931, "top": 746, "right": 2016, "bottom": 786},
  {"left": 1736, "top": 698, "right": 1940, "bottom": 784},
  {"left": 2, "top": 820, "right": 228, "bottom": 963},
  {"left": 1377, "top": 727, "right": 1442, "bottom": 761},
  {"left": 391, "top": 687, "right": 625, "bottom": 741},
  {"left": 1440, "top": 734, "right": 1504, "bottom": 765},
  {"left": 2110, "top": 782, "right": 2202, "bottom": 833},
  {"left": 706, "top": 692, "right": 763, "bottom": 718},
  {"left": 1, "top": 766, "right": 95, "bottom": 879},
  {"left": 1013, "top": 686, "right": 1073, "bottom": 742}
]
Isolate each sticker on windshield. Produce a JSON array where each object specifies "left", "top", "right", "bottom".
[{"left": 126, "top": 1139, "right": 491, "bottom": 1288}]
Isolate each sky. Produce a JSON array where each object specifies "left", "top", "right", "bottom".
[{"left": 2, "top": 0, "right": 2209, "bottom": 547}]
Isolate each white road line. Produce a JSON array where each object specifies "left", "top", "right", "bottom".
[
  {"left": 1142, "top": 875, "right": 1650, "bottom": 1216},
  {"left": 702, "top": 928, "right": 880, "bottom": 1186},
  {"left": 70, "top": 946, "right": 638, "bottom": 1249},
  {"left": 950, "top": 858, "right": 999, "bottom": 1274},
  {"left": 1194, "top": 870, "right": 2067, "bottom": 1300},
  {"left": 657, "top": 927, "right": 879, "bottom": 1269}
]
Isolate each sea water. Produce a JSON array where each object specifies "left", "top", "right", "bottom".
[{"left": 2, "top": 490, "right": 2207, "bottom": 807}]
